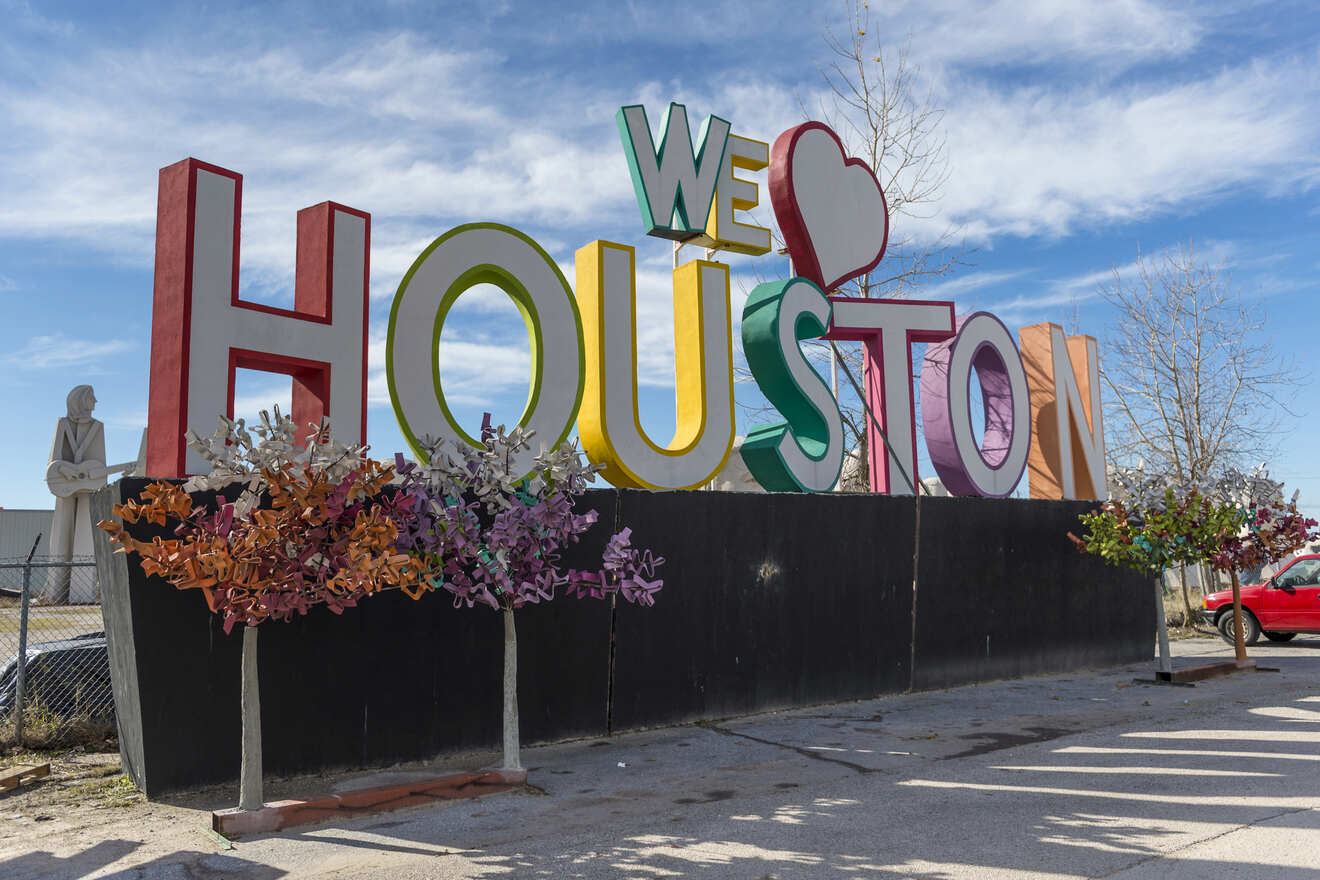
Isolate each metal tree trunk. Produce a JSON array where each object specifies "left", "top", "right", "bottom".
[
  {"left": 1230, "top": 570, "right": 1248, "bottom": 662},
  {"left": 239, "top": 625, "right": 263, "bottom": 811},
  {"left": 503, "top": 607, "right": 521, "bottom": 771},
  {"left": 1153, "top": 576, "right": 1172, "bottom": 675}
]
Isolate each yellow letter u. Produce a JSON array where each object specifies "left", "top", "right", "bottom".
[{"left": 574, "top": 241, "right": 735, "bottom": 489}]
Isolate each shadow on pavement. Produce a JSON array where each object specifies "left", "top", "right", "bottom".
[
  {"left": 12, "top": 641, "right": 1320, "bottom": 878},
  {"left": 0, "top": 839, "right": 287, "bottom": 880},
  {"left": 281, "top": 679, "right": 1320, "bottom": 878}
]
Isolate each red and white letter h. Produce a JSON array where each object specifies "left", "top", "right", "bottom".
[{"left": 146, "top": 158, "right": 370, "bottom": 477}]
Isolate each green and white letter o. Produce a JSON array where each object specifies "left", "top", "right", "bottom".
[{"left": 386, "top": 223, "right": 584, "bottom": 476}]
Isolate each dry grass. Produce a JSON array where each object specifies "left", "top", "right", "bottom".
[
  {"left": 0, "top": 701, "right": 117, "bottom": 753},
  {"left": 0, "top": 747, "right": 140, "bottom": 810},
  {"left": 62, "top": 770, "right": 141, "bottom": 808},
  {"left": 1162, "top": 592, "right": 1218, "bottom": 640}
]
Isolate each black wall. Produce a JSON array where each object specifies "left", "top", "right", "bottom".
[
  {"left": 611, "top": 491, "right": 916, "bottom": 729},
  {"left": 94, "top": 480, "right": 1149, "bottom": 796},
  {"left": 911, "top": 496, "right": 1146, "bottom": 690}
]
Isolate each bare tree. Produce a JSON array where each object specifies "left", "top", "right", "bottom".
[
  {"left": 736, "top": 1, "right": 966, "bottom": 490},
  {"left": 1064, "top": 295, "right": 1084, "bottom": 337},
  {"left": 814, "top": 2, "right": 963, "bottom": 301},
  {"left": 1099, "top": 243, "right": 1300, "bottom": 486}
]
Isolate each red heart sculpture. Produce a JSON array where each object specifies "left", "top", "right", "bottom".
[{"left": 770, "top": 122, "right": 889, "bottom": 293}]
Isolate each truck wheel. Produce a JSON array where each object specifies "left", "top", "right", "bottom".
[
  {"left": 1263, "top": 631, "right": 1297, "bottom": 642},
  {"left": 1217, "top": 609, "right": 1260, "bottom": 646}
]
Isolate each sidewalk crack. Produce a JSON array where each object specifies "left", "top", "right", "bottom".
[
  {"left": 1096, "top": 805, "right": 1316, "bottom": 878},
  {"left": 699, "top": 722, "right": 888, "bottom": 775}
]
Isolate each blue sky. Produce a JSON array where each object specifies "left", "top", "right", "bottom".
[{"left": 2, "top": 0, "right": 1318, "bottom": 511}]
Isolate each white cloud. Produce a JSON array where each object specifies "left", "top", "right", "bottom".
[
  {"left": 4, "top": 333, "right": 132, "bottom": 371},
  {"left": 433, "top": 340, "right": 532, "bottom": 405},
  {"left": 364, "top": 324, "right": 532, "bottom": 409},
  {"left": 932, "top": 55, "right": 1320, "bottom": 242},
  {"left": 230, "top": 378, "right": 294, "bottom": 427},
  {"left": 0, "top": 273, "right": 15, "bottom": 293},
  {"left": 616, "top": 44, "right": 1320, "bottom": 265},
  {"left": 103, "top": 409, "right": 148, "bottom": 431},
  {"left": 886, "top": 0, "right": 1202, "bottom": 71},
  {"left": 920, "top": 269, "right": 1034, "bottom": 303},
  {"left": 975, "top": 238, "right": 1244, "bottom": 325},
  {"left": 0, "top": 0, "right": 74, "bottom": 40},
  {"left": 2, "top": 6, "right": 1317, "bottom": 350},
  {"left": 0, "top": 31, "right": 638, "bottom": 297},
  {"left": 1, "top": 12, "right": 1301, "bottom": 306}
]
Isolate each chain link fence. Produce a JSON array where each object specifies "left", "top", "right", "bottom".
[{"left": 1, "top": 556, "right": 114, "bottom": 750}]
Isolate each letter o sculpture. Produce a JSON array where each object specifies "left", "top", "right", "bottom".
[
  {"left": 386, "top": 223, "right": 585, "bottom": 478},
  {"left": 920, "top": 312, "right": 1030, "bottom": 497}
]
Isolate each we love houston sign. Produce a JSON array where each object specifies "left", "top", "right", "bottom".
[{"left": 144, "top": 103, "right": 1106, "bottom": 501}]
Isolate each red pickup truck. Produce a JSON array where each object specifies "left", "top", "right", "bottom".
[{"left": 1203, "top": 554, "right": 1320, "bottom": 645}]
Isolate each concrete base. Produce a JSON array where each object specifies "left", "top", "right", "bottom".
[
  {"left": 211, "top": 768, "right": 526, "bottom": 836},
  {"left": 1129, "top": 659, "right": 1261, "bottom": 686},
  {"left": 1135, "top": 657, "right": 1256, "bottom": 686},
  {"left": 1155, "top": 658, "right": 1257, "bottom": 684}
]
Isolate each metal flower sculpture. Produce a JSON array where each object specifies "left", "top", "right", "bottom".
[
  {"left": 1072, "top": 465, "right": 1316, "bottom": 666},
  {"left": 1205, "top": 497, "right": 1318, "bottom": 660},
  {"left": 100, "top": 410, "right": 421, "bottom": 812},
  {"left": 102, "top": 459, "right": 418, "bottom": 632},
  {"left": 394, "top": 415, "right": 663, "bottom": 771}
]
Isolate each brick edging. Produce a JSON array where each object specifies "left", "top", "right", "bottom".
[{"left": 212, "top": 768, "right": 527, "bottom": 836}]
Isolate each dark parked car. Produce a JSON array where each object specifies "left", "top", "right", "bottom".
[
  {"left": 0, "top": 632, "right": 114, "bottom": 720},
  {"left": 1203, "top": 554, "right": 1320, "bottom": 645}
]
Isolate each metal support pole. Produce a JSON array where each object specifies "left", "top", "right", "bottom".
[
  {"left": 14, "top": 563, "right": 32, "bottom": 745},
  {"left": 908, "top": 485, "right": 922, "bottom": 692},
  {"left": 14, "top": 535, "right": 40, "bottom": 746},
  {"left": 828, "top": 341, "right": 923, "bottom": 496}
]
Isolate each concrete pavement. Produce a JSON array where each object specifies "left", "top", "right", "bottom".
[{"left": 4, "top": 635, "right": 1319, "bottom": 878}]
